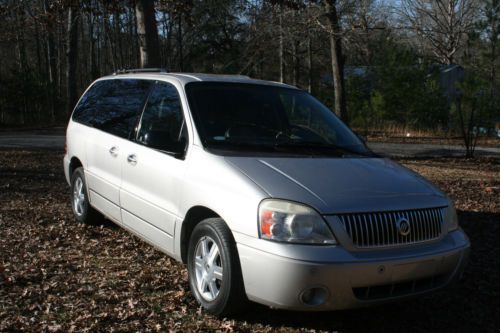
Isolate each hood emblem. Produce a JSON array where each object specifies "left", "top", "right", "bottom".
[{"left": 396, "top": 217, "right": 411, "bottom": 236}]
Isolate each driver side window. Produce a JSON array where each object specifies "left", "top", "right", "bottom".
[{"left": 136, "top": 81, "right": 187, "bottom": 154}]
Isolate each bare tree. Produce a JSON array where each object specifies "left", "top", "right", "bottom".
[
  {"left": 346, "top": 0, "right": 389, "bottom": 65},
  {"left": 323, "top": 0, "right": 348, "bottom": 123},
  {"left": 135, "top": 0, "right": 160, "bottom": 68},
  {"left": 453, "top": 76, "right": 490, "bottom": 158},
  {"left": 401, "top": 0, "right": 477, "bottom": 65}
]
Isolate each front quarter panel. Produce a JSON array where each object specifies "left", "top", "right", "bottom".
[{"left": 179, "top": 146, "right": 267, "bottom": 238}]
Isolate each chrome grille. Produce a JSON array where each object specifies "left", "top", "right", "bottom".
[{"left": 337, "top": 208, "right": 445, "bottom": 248}]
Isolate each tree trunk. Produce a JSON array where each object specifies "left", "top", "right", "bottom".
[
  {"left": 88, "top": 2, "right": 98, "bottom": 80},
  {"left": 44, "top": 0, "right": 58, "bottom": 122},
  {"left": 57, "top": 19, "right": 63, "bottom": 100},
  {"left": 115, "top": 11, "right": 125, "bottom": 69},
  {"left": 34, "top": 20, "right": 44, "bottom": 123},
  {"left": 34, "top": 18, "right": 43, "bottom": 79},
  {"left": 487, "top": 0, "right": 498, "bottom": 117},
  {"left": 96, "top": 11, "right": 103, "bottom": 74},
  {"left": 292, "top": 11, "right": 299, "bottom": 87},
  {"left": 161, "top": 11, "right": 166, "bottom": 67},
  {"left": 325, "top": 0, "right": 348, "bottom": 123},
  {"left": 307, "top": 29, "right": 313, "bottom": 93},
  {"left": 127, "top": 4, "right": 134, "bottom": 68},
  {"left": 78, "top": 10, "right": 85, "bottom": 93},
  {"left": 278, "top": 5, "right": 284, "bottom": 83},
  {"left": 165, "top": 12, "right": 173, "bottom": 70},
  {"left": 293, "top": 40, "right": 300, "bottom": 87},
  {"left": 66, "top": 2, "right": 80, "bottom": 116},
  {"left": 177, "top": 14, "right": 184, "bottom": 71},
  {"left": 104, "top": 12, "right": 117, "bottom": 72},
  {"left": 15, "top": 7, "right": 27, "bottom": 125},
  {"left": 135, "top": 0, "right": 160, "bottom": 68}
]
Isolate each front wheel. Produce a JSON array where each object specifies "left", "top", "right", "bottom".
[{"left": 187, "top": 218, "right": 248, "bottom": 316}]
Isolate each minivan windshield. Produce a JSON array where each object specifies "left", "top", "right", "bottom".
[{"left": 185, "top": 82, "right": 372, "bottom": 156}]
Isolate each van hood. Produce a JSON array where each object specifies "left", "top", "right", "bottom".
[{"left": 225, "top": 157, "right": 447, "bottom": 214}]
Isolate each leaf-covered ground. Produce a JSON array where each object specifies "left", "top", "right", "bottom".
[{"left": 0, "top": 150, "right": 498, "bottom": 332}]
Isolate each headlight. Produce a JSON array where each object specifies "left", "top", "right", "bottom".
[
  {"left": 258, "top": 199, "right": 337, "bottom": 244},
  {"left": 445, "top": 200, "right": 459, "bottom": 231}
]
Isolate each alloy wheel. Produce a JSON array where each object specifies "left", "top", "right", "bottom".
[
  {"left": 72, "top": 177, "right": 85, "bottom": 216},
  {"left": 194, "top": 236, "right": 223, "bottom": 301}
]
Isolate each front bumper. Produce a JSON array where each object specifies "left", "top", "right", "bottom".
[{"left": 236, "top": 229, "right": 469, "bottom": 311}]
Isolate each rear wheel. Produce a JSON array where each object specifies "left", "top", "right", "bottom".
[
  {"left": 187, "top": 218, "right": 248, "bottom": 316},
  {"left": 70, "top": 167, "right": 102, "bottom": 224}
]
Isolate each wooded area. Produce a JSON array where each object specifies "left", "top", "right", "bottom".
[{"left": 0, "top": 0, "right": 498, "bottom": 148}]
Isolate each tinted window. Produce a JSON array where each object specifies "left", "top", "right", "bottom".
[
  {"left": 185, "top": 82, "right": 369, "bottom": 156},
  {"left": 73, "top": 79, "right": 152, "bottom": 139},
  {"left": 136, "top": 82, "right": 186, "bottom": 153},
  {"left": 280, "top": 93, "right": 338, "bottom": 143}
]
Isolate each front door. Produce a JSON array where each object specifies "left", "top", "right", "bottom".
[{"left": 119, "top": 81, "right": 189, "bottom": 255}]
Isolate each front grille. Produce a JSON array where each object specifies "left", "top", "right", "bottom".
[
  {"left": 337, "top": 207, "right": 445, "bottom": 248},
  {"left": 353, "top": 274, "right": 448, "bottom": 300}
]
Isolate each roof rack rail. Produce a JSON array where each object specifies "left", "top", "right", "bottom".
[{"left": 113, "top": 68, "right": 168, "bottom": 75}]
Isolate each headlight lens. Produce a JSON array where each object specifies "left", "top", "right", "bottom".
[
  {"left": 446, "top": 201, "right": 459, "bottom": 231},
  {"left": 258, "top": 199, "right": 337, "bottom": 244}
]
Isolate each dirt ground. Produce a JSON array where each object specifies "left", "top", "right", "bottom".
[{"left": 0, "top": 150, "right": 498, "bottom": 332}]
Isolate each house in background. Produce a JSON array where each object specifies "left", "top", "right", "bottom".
[{"left": 435, "top": 64, "right": 464, "bottom": 101}]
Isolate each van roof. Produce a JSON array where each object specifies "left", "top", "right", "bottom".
[{"left": 101, "top": 70, "right": 296, "bottom": 89}]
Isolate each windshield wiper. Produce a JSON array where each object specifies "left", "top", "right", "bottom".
[
  {"left": 205, "top": 140, "right": 277, "bottom": 151},
  {"left": 205, "top": 138, "right": 375, "bottom": 157},
  {"left": 274, "top": 140, "right": 374, "bottom": 157}
]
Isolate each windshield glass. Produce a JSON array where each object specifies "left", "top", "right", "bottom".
[{"left": 185, "top": 82, "right": 371, "bottom": 156}]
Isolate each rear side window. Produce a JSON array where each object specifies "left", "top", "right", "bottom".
[{"left": 73, "top": 79, "right": 153, "bottom": 139}]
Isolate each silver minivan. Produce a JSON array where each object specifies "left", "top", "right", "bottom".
[{"left": 64, "top": 70, "right": 470, "bottom": 315}]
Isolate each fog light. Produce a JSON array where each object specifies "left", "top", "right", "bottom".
[{"left": 299, "top": 287, "right": 328, "bottom": 306}]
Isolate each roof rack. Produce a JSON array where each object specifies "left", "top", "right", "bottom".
[{"left": 113, "top": 68, "right": 168, "bottom": 75}]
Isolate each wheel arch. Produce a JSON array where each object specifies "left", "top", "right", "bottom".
[
  {"left": 69, "top": 156, "right": 83, "bottom": 177},
  {"left": 180, "top": 206, "right": 221, "bottom": 263}
]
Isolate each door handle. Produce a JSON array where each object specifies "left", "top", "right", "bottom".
[
  {"left": 109, "top": 146, "right": 119, "bottom": 157},
  {"left": 127, "top": 154, "right": 137, "bottom": 165}
]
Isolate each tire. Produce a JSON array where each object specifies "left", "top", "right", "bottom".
[
  {"left": 187, "top": 218, "right": 248, "bottom": 316},
  {"left": 70, "top": 167, "right": 102, "bottom": 225}
]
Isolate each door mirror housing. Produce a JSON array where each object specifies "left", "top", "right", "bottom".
[{"left": 143, "top": 130, "right": 187, "bottom": 157}]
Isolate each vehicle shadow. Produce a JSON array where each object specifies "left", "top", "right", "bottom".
[
  {"left": 230, "top": 210, "right": 499, "bottom": 332},
  {"left": 94, "top": 216, "right": 120, "bottom": 230}
]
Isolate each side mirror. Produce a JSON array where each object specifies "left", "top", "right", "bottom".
[{"left": 143, "top": 130, "right": 187, "bottom": 157}]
